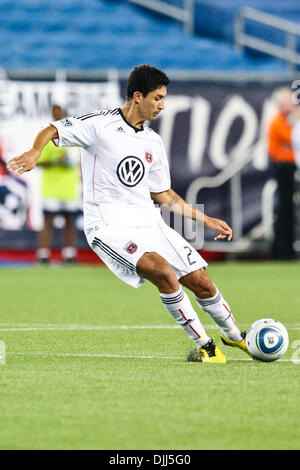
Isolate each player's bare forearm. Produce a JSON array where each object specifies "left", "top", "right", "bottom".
[
  {"left": 151, "top": 189, "right": 204, "bottom": 221},
  {"left": 151, "top": 188, "right": 232, "bottom": 241},
  {"left": 7, "top": 124, "right": 58, "bottom": 175}
]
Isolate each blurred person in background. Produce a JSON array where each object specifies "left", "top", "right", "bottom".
[
  {"left": 292, "top": 105, "right": 300, "bottom": 170},
  {"left": 268, "top": 87, "right": 296, "bottom": 260},
  {"left": 36, "top": 104, "right": 81, "bottom": 264}
]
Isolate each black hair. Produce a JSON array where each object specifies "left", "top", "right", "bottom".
[{"left": 126, "top": 65, "right": 169, "bottom": 100}]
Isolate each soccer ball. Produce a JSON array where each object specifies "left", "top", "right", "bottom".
[{"left": 246, "top": 318, "right": 289, "bottom": 362}]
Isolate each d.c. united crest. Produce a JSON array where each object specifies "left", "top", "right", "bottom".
[
  {"left": 124, "top": 241, "right": 138, "bottom": 254},
  {"left": 145, "top": 149, "right": 153, "bottom": 163}
]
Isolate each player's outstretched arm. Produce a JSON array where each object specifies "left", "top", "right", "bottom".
[
  {"left": 7, "top": 125, "right": 58, "bottom": 175},
  {"left": 151, "top": 188, "right": 232, "bottom": 241}
]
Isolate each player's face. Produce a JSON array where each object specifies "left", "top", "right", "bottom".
[{"left": 138, "top": 86, "right": 167, "bottom": 121}]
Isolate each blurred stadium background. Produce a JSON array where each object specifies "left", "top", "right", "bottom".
[{"left": 1, "top": 0, "right": 300, "bottom": 264}]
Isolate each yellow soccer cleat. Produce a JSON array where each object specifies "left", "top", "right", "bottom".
[
  {"left": 187, "top": 339, "right": 227, "bottom": 363},
  {"left": 220, "top": 331, "right": 254, "bottom": 358}
]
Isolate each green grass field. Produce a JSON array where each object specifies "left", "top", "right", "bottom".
[{"left": 0, "top": 261, "right": 299, "bottom": 450}]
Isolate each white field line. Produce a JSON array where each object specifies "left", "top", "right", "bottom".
[
  {"left": 0, "top": 323, "right": 300, "bottom": 332},
  {"left": 2, "top": 323, "right": 299, "bottom": 363},
  {"left": 0, "top": 324, "right": 181, "bottom": 331},
  {"left": 6, "top": 351, "right": 299, "bottom": 363},
  {"left": 0, "top": 324, "right": 200, "bottom": 331},
  {"left": 9, "top": 351, "right": 183, "bottom": 360}
]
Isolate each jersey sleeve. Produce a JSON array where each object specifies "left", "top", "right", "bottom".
[
  {"left": 51, "top": 116, "right": 98, "bottom": 149},
  {"left": 148, "top": 136, "right": 171, "bottom": 193}
]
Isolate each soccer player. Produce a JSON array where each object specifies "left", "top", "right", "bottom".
[{"left": 8, "top": 65, "right": 251, "bottom": 363}]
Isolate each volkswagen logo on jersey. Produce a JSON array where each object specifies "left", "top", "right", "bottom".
[{"left": 117, "top": 156, "right": 145, "bottom": 187}]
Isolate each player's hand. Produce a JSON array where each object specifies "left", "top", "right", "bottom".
[
  {"left": 7, "top": 149, "right": 40, "bottom": 175},
  {"left": 204, "top": 216, "right": 232, "bottom": 241}
]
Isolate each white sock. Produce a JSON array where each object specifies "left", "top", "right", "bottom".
[
  {"left": 62, "top": 246, "right": 77, "bottom": 260},
  {"left": 160, "top": 288, "right": 210, "bottom": 348},
  {"left": 195, "top": 288, "right": 242, "bottom": 342},
  {"left": 36, "top": 248, "right": 50, "bottom": 260}
]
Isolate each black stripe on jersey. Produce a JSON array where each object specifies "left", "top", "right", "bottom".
[
  {"left": 75, "top": 109, "right": 120, "bottom": 121},
  {"left": 74, "top": 112, "right": 100, "bottom": 120},
  {"left": 92, "top": 237, "right": 136, "bottom": 272},
  {"left": 80, "top": 114, "right": 101, "bottom": 121}
]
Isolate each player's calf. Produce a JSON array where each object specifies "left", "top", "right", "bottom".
[
  {"left": 181, "top": 270, "right": 243, "bottom": 343},
  {"left": 195, "top": 287, "right": 243, "bottom": 343}
]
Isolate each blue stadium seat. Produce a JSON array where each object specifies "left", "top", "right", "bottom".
[
  {"left": 192, "top": 1, "right": 300, "bottom": 41},
  {"left": 0, "top": 0, "right": 297, "bottom": 71}
]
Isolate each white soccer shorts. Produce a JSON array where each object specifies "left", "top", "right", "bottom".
[{"left": 86, "top": 220, "right": 208, "bottom": 288}]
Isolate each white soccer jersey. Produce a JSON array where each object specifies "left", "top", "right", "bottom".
[{"left": 51, "top": 108, "right": 171, "bottom": 231}]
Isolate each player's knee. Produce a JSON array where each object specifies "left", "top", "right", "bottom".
[
  {"left": 137, "top": 253, "right": 178, "bottom": 291},
  {"left": 159, "top": 263, "right": 177, "bottom": 283},
  {"left": 182, "top": 269, "right": 216, "bottom": 298},
  {"left": 151, "top": 262, "right": 178, "bottom": 291}
]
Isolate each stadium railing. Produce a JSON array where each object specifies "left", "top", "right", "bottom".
[
  {"left": 185, "top": 138, "right": 270, "bottom": 254},
  {"left": 126, "top": 0, "right": 195, "bottom": 33},
  {"left": 235, "top": 7, "right": 300, "bottom": 70}
]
